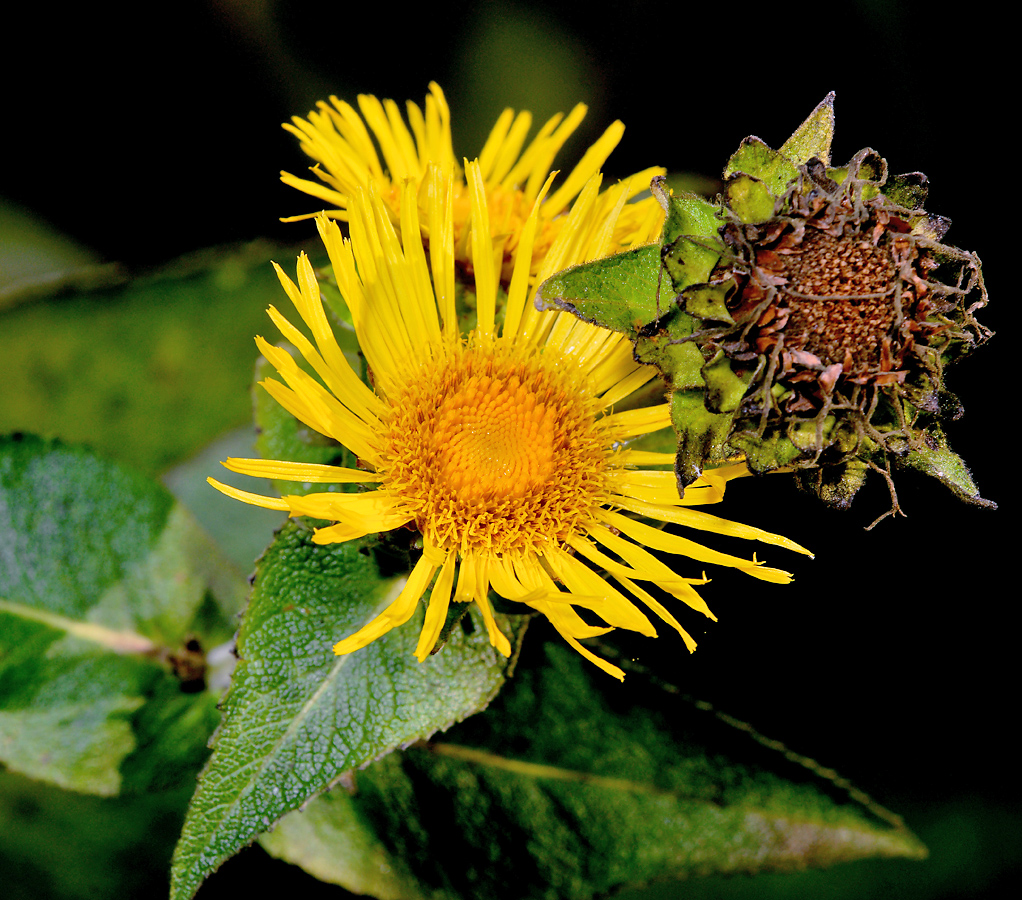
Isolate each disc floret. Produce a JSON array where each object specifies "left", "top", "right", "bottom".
[{"left": 381, "top": 338, "right": 608, "bottom": 557}]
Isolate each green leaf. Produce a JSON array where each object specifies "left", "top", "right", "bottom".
[
  {"left": 657, "top": 183, "right": 721, "bottom": 247},
  {"left": 662, "top": 233, "right": 723, "bottom": 295},
  {"left": 680, "top": 278, "right": 736, "bottom": 324},
  {"left": 702, "top": 348, "right": 752, "bottom": 414},
  {"left": 633, "top": 318, "right": 702, "bottom": 387},
  {"left": 170, "top": 520, "right": 525, "bottom": 900},
  {"left": 0, "top": 434, "right": 244, "bottom": 796},
  {"left": 260, "top": 779, "right": 426, "bottom": 900},
  {"left": 631, "top": 315, "right": 750, "bottom": 488},
  {"left": 535, "top": 245, "right": 664, "bottom": 335},
  {"left": 658, "top": 189, "right": 725, "bottom": 295},
  {"left": 779, "top": 92, "right": 836, "bottom": 167},
  {"left": 261, "top": 643, "right": 925, "bottom": 900},
  {"left": 666, "top": 348, "right": 753, "bottom": 486},
  {"left": 792, "top": 456, "right": 871, "bottom": 512},
  {"left": 670, "top": 389, "right": 738, "bottom": 487},
  {"left": 731, "top": 421, "right": 820, "bottom": 475}
]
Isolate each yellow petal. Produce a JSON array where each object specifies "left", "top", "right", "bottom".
[
  {"left": 333, "top": 553, "right": 437, "bottom": 655},
  {"left": 543, "top": 547, "right": 657, "bottom": 637},
  {"left": 600, "top": 509, "right": 797, "bottom": 584},
  {"left": 286, "top": 490, "right": 411, "bottom": 533},
  {"left": 414, "top": 550, "right": 457, "bottom": 662},
  {"left": 222, "top": 458, "right": 380, "bottom": 484},
  {"left": 530, "top": 598, "right": 624, "bottom": 681},
  {"left": 609, "top": 495, "right": 812, "bottom": 556},
  {"left": 207, "top": 478, "right": 289, "bottom": 511}
]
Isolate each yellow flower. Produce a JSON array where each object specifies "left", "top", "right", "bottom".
[
  {"left": 210, "top": 159, "right": 810, "bottom": 680},
  {"left": 279, "top": 82, "right": 665, "bottom": 280}
]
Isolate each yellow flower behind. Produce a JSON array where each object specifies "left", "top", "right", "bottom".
[
  {"left": 280, "top": 82, "right": 665, "bottom": 280},
  {"left": 210, "top": 158, "right": 810, "bottom": 680}
]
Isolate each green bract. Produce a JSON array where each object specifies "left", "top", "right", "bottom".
[{"left": 538, "top": 95, "right": 993, "bottom": 519}]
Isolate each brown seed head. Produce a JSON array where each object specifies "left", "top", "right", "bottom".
[
  {"left": 722, "top": 177, "right": 938, "bottom": 409},
  {"left": 783, "top": 230, "right": 898, "bottom": 375}
]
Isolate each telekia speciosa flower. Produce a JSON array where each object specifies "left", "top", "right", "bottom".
[{"left": 210, "top": 91, "right": 808, "bottom": 678}]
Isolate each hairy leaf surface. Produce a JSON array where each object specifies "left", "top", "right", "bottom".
[
  {"left": 0, "top": 435, "right": 243, "bottom": 795},
  {"left": 170, "top": 521, "right": 525, "bottom": 900},
  {"left": 262, "top": 643, "right": 926, "bottom": 900}
]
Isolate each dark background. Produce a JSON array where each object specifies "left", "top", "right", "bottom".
[{"left": 1, "top": 1, "right": 1014, "bottom": 897}]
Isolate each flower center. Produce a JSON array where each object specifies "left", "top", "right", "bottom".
[
  {"left": 433, "top": 374, "right": 557, "bottom": 505},
  {"left": 782, "top": 230, "right": 898, "bottom": 374},
  {"left": 382, "top": 341, "right": 607, "bottom": 555}
]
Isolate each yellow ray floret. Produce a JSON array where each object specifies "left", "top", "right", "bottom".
[{"left": 213, "top": 96, "right": 810, "bottom": 679}]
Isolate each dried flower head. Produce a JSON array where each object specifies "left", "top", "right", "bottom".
[{"left": 540, "top": 95, "right": 994, "bottom": 522}]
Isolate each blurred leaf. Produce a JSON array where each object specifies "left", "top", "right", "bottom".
[
  {"left": 170, "top": 520, "right": 526, "bottom": 900},
  {"left": 162, "top": 425, "right": 286, "bottom": 574},
  {"left": 456, "top": 5, "right": 593, "bottom": 157},
  {"left": 0, "top": 199, "right": 123, "bottom": 312},
  {"left": 664, "top": 171, "right": 721, "bottom": 198},
  {"left": 0, "top": 770, "right": 194, "bottom": 900},
  {"left": 262, "top": 643, "right": 925, "bottom": 900},
  {"left": 0, "top": 240, "right": 310, "bottom": 476},
  {"left": 633, "top": 798, "right": 1019, "bottom": 900},
  {"left": 260, "top": 776, "right": 425, "bottom": 900},
  {"left": 0, "top": 434, "right": 245, "bottom": 795}
]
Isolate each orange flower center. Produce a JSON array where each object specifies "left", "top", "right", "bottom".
[
  {"left": 382, "top": 340, "right": 607, "bottom": 555},
  {"left": 433, "top": 372, "right": 558, "bottom": 505}
]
